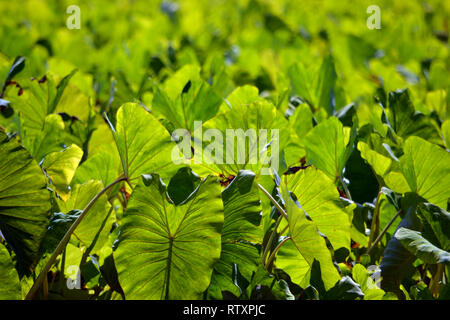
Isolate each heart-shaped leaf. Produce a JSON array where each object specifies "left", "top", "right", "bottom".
[
  {"left": 109, "top": 103, "right": 178, "bottom": 181},
  {"left": 114, "top": 174, "right": 223, "bottom": 299},
  {"left": 287, "top": 166, "right": 351, "bottom": 251},
  {"left": 400, "top": 136, "right": 450, "bottom": 208},
  {"left": 280, "top": 183, "right": 341, "bottom": 290}
]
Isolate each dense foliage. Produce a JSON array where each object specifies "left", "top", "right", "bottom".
[{"left": 0, "top": 0, "right": 449, "bottom": 300}]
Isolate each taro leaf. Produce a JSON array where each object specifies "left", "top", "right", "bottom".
[
  {"left": 418, "top": 203, "right": 450, "bottom": 251},
  {"left": 288, "top": 55, "right": 337, "bottom": 114},
  {"left": 198, "top": 100, "right": 289, "bottom": 177},
  {"left": 287, "top": 166, "right": 351, "bottom": 251},
  {"left": 276, "top": 239, "right": 310, "bottom": 286},
  {"left": 0, "top": 130, "right": 51, "bottom": 271},
  {"left": 395, "top": 227, "right": 450, "bottom": 265},
  {"left": 39, "top": 210, "right": 81, "bottom": 256},
  {"left": 384, "top": 171, "right": 410, "bottom": 194},
  {"left": 284, "top": 103, "right": 313, "bottom": 166},
  {"left": 247, "top": 265, "right": 295, "bottom": 300},
  {"left": 343, "top": 147, "right": 379, "bottom": 204},
  {"left": 4, "top": 56, "right": 25, "bottom": 85},
  {"left": 50, "top": 69, "right": 78, "bottom": 113},
  {"left": 57, "top": 180, "right": 112, "bottom": 253},
  {"left": 357, "top": 141, "right": 392, "bottom": 177},
  {"left": 73, "top": 149, "right": 121, "bottom": 187},
  {"left": 162, "top": 64, "right": 200, "bottom": 100},
  {"left": 7, "top": 71, "right": 75, "bottom": 139},
  {"left": 379, "top": 207, "right": 422, "bottom": 296},
  {"left": 314, "top": 55, "right": 337, "bottom": 115},
  {"left": 0, "top": 243, "right": 21, "bottom": 299},
  {"left": 442, "top": 119, "right": 450, "bottom": 149},
  {"left": 100, "top": 253, "right": 124, "bottom": 297},
  {"left": 167, "top": 167, "right": 200, "bottom": 205},
  {"left": 343, "top": 201, "right": 368, "bottom": 247},
  {"left": 221, "top": 85, "right": 262, "bottom": 111},
  {"left": 385, "top": 89, "right": 441, "bottom": 144},
  {"left": 152, "top": 79, "right": 223, "bottom": 133},
  {"left": 303, "top": 117, "right": 350, "bottom": 181},
  {"left": 22, "top": 113, "right": 66, "bottom": 162},
  {"left": 351, "top": 264, "right": 385, "bottom": 300},
  {"left": 288, "top": 63, "right": 315, "bottom": 106},
  {"left": 400, "top": 136, "right": 450, "bottom": 208},
  {"left": 281, "top": 183, "right": 341, "bottom": 290},
  {"left": 42, "top": 144, "right": 83, "bottom": 201},
  {"left": 207, "top": 170, "right": 262, "bottom": 299},
  {"left": 114, "top": 174, "right": 223, "bottom": 299},
  {"left": 109, "top": 103, "right": 178, "bottom": 181},
  {"left": 323, "top": 276, "right": 364, "bottom": 300}
]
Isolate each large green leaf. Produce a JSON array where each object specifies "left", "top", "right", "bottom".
[
  {"left": 73, "top": 148, "right": 121, "bottom": 187},
  {"left": 314, "top": 55, "right": 337, "bottom": 114},
  {"left": 23, "top": 113, "right": 66, "bottom": 162},
  {"left": 351, "top": 264, "right": 385, "bottom": 300},
  {"left": 207, "top": 170, "right": 262, "bottom": 299},
  {"left": 42, "top": 144, "right": 83, "bottom": 201},
  {"left": 114, "top": 174, "right": 224, "bottom": 299},
  {"left": 287, "top": 166, "right": 351, "bottom": 251},
  {"left": 395, "top": 227, "right": 450, "bottom": 265},
  {"left": 195, "top": 100, "right": 289, "bottom": 177},
  {"left": 385, "top": 89, "right": 441, "bottom": 144},
  {"left": 400, "top": 136, "right": 450, "bottom": 208},
  {"left": 276, "top": 239, "right": 310, "bottom": 286},
  {"left": 0, "top": 243, "right": 21, "bottom": 300},
  {"left": 281, "top": 183, "right": 341, "bottom": 290},
  {"left": 0, "top": 130, "right": 51, "bottom": 271},
  {"left": 152, "top": 79, "right": 223, "bottom": 134},
  {"left": 6, "top": 71, "right": 77, "bottom": 161},
  {"left": 221, "top": 85, "right": 262, "bottom": 112},
  {"left": 379, "top": 202, "right": 422, "bottom": 296},
  {"left": 109, "top": 103, "right": 178, "bottom": 181},
  {"left": 57, "top": 180, "right": 112, "bottom": 253},
  {"left": 167, "top": 167, "right": 200, "bottom": 206},
  {"left": 288, "top": 55, "right": 337, "bottom": 114},
  {"left": 418, "top": 203, "right": 450, "bottom": 251},
  {"left": 357, "top": 141, "right": 392, "bottom": 177},
  {"left": 284, "top": 103, "right": 313, "bottom": 166},
  {"left": 303, "top": 116, "right": 350, "bottom": 181}
]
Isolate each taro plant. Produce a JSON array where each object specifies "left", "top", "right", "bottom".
[{"left": 0, "top": 0, "right": 449, "bottom": 301}]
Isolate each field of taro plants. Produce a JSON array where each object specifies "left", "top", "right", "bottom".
[{"left": 0, "top": 0, "right": 449, "bottom": 301}]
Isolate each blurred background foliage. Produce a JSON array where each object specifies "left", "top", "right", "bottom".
[{"left": 0, "top": 0, "right": 448, "bottom": 120}]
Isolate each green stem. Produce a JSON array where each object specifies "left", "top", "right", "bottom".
[
  {"left": 25, "top": 177, "right": 127, "bottom": 300},
  {"left": 256, "top": 183, "right": 288, "bottom": 220},
  {"left": 265, "top": 237, "right": 291, "bottom": 271},
  {"left": 261, "top": 215, "right": 283, "bottom": 266},
  {"left": 367, "top": 209, "right": 402, "bottom": 255},
  {"left": 368, "top": 189, "right": 383, "bottom": 249}
]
